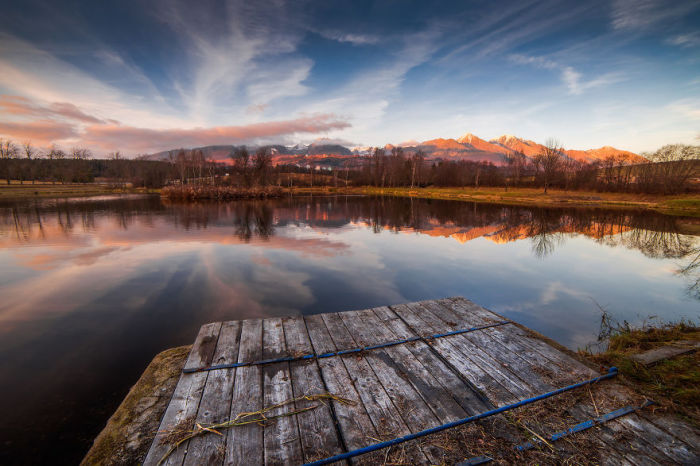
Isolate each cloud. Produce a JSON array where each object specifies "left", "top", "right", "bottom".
[
  {"left": 0, "top": 120, "right": 79, "bottom": 143},
  {"left": 0, "top": 95, "right": 105, "bottom": 124},
  {"left": 667, "top": 32, "right": 700, "bottom": 48},
  {"left": 316, "top": 30, "right": 380, "bottom": 45},
  {"left": 81, "top": 114, "right": 351, "bottom": 152},
  {"left": 666, "top": 99, "right": 700, "bottom": 120},
  {"left": 611, "top": 0, "right": 699, "bottom": 31},
  {"left": 510, "top": 54, "right": 625, "bottom": 95}
]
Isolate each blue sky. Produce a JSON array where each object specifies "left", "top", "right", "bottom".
[{"left": 0, "top": 0, "right": 698, "bottom": 154}]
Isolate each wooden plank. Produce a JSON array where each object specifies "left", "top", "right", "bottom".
[
  {"left": 630, "top": 344, "right": 699, "bottom": 366},
  {"left": 372, "top": 306, "right": 490, "bottom": 415},
  {"left": 638, "top": 412, "right": 700, "bottom": 453},
  {"left": 616, "top": 414, "right": 698, "bottom": 464},
  {"left": 337, "top": 310, "right": 442, "bottom": 428},
  {"left": 421, "top": 300, "right": 551, "bottom": 393},
  {"left": 356, "top": 308, "right": 470, "bottom": 423},
  {"left": 144, "top": 322, "right": 222, "bottom": 466},
  {"left": 282, "top": 316, "right": 344, "bottom": 463},
  {"left": 262, "top": 317, "right": 304, "bottom": 465},
  {"left": 304, "top": 314, "right": 379, "bottom": 452},
  {"left": 320, "top": 311, "right": 431, "bottom": 463},
  {"left": 394, "top": 302, "right": 524, "bottom": 406},
  {"left": 424, "top": 300, "right": 562, "bottom": 393},
  {"left": 226, "top": 319, "right": 264, "bottom": 466},
  {"left": 338, "top": 309, "right": 450, "bottom": 464},
  {"left": 446, "top": 297, "right": 594, "bottom": 377},
  {"left": 183, "top": 321, "right": 242, "bottom": 465}
]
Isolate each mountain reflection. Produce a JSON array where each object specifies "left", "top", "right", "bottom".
[{"left": 1, "top": 194, "right": 699, "bottom": 297}]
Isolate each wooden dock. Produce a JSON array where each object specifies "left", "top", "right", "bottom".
[{"left": 144, "top": 297, "right": 699, "bottom": 465}]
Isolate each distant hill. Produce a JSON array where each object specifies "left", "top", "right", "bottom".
[{"left": 144, "top": 133, "right": 645, "bottom": 168}]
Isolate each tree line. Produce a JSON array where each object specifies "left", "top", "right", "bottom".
[
  {"left": 1, "top": 137, "right": 697, "bottom": 193},
  {"left": 349, "top": 139, "right": 699, "bottom": 194}
]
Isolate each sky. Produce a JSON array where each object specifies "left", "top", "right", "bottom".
[{"left": 0, "top": 0, "right": 699, "bottom": 156}]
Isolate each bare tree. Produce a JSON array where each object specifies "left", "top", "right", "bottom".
[
  {"left": 0, "top": 138, "right": 18, "bottom": 184},
  {"left": 253, "top": 147, "right": 272, "bottom": 186},
  {"left": 410, "top": 149, "right": 425, "bottom": 188},
  {"left": 648, "top": 144, "right": 699, "bottom": 194},
  {"left": 534, "top": 138, "right": 564, "bottom": 193},
  {"left": 231, "top": 147, "right": 251, "bottom": 187}
]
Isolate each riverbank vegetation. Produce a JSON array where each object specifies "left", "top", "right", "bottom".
[{"left": 583, "top": 320, "right": 700, "bottom": 426}]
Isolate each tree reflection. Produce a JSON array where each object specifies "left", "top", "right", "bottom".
[{"left": 1, "top": 195, "right": 698, "bottom": 299}]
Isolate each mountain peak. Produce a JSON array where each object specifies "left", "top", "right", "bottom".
[{"left": 456, "top": 132, "right": 481, "bottom": 144}]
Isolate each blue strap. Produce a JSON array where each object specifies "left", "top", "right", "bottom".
[
  {"left": 515, "top": 400, "right": 654, "bottom": 451},
  {"left": 183, "top": 320, "right": 512, "bottom": 373},
  {"left": 303, "top": 367, "right": 619, "bottom": 466}
]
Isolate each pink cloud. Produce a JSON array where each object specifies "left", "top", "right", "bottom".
[
  {"left": 81, "top": 114, "right": 351, "bottom": 152},
  {"left": 0, "top": 95, "right": 105, "bottom": 124},
  {"left": 0, "top": 93, "right": 351, "bottom": 153},
  {"left": 0, "top": 120, "right": 79, "bottom": 143}
]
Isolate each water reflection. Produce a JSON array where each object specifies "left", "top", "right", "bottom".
[
  {"left": 2, "top": 195, "right": 699, "bottom": 294},
  {"left": 0, "top": 194, "right": 698, "bottom": 465}
]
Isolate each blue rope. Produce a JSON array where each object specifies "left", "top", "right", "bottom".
[
  {"left": 182, "top": 320, "right": 511, "bottom": 373},
  {"left": 302, "top": 367, "right": 619, "bottom": 466},
  {"left": 515, "top": 399, "right": 654, "bottom": 451}
]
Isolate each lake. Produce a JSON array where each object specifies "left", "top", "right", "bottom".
[{"left": 1, "top": 194, "right": 698, "bottom": 464}]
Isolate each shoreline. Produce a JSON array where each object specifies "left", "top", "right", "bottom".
[
  {"left": 326, "top": 186, "right": 700, "bottom": 217},
  {"left": 2, "top": 183, "right": 699, "bottom": 217}
]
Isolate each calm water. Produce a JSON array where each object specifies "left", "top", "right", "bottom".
[{"left": 1, "top": 194, "right": 698, "bottom": 463}]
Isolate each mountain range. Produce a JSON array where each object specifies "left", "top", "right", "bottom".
[{"left": 146, "top": 133, "right": 646, "bottom": 167}]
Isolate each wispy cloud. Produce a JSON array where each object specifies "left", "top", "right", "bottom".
[
  {"left": 510, "top": 54, "right": 625, "bottom": 95},
  {"left": 315, "top": 29, "right": 380, "bottom": 45},
  {"left": 0, "top": 95, "right": 105, "bottom": 124},
  {"left": 666, "top": 98, "right": 700, "bottom": 120},
  {"left": 611, "top": 0, "right": 699, "bottom": 31},
  {"left": 667, "top": 32, "right": 700, "bottom": 48}
]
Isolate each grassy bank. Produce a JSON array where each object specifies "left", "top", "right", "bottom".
[
  {"left": 161, "top": 185, "right": 283, "bottom": 200},
  {"left": 331, "top": 186, "right": 700, "bottom": 217},
  {"left": 582, "top": 322, "right": 700, "bottom": 426},
  {"left": 4, "top": 182, "right": 699, "bottom": 217},
  {"left": 0, "top": 182, "right": 157, "bottom": 199}
]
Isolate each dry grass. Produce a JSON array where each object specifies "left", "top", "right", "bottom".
[
  {"left": 155, "top": 392, "right": 355, "bottom": 465},
  {"left": 336, "top": 186, "right": 700, "bottom": 217}
]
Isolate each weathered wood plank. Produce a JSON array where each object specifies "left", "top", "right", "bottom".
[
  {"left": 424, "top": 303, "right": 553, "bottom": 397},
  {"left": 446, "top": 297, "right": 594, "bottom": 377},
  {"left": 183, "top": 321, "right": 242, "bottom": 465},
  {"left": 338, "top": 309, "right": 451, "bottom": 463},
  {"left": 226, "top": 319, "right": 264, "bottom": 466},
  {"left": 616, "top": 414, "right": 698, "bottom": 464},
  {"left": 638, "top": 412, "right": 700, "bottom": 453},
  {"left": 320, "top": 311, "right": 431, "bottom": 463},
  {"left": 262, "top": 317, "right": 304, "bottom": 466},
  {"left": 282, "top": 316, "right": 344, "bottom": 463},
  {"left": 372, "top": 306, "right": 490, "bottom": 415},
  {"left": 630, "top": 343, "right": 699, "bottom": 366},
  {"left": 357, "top": 307, "right": 469, "bottom": 423},
  {"left": 394, "top": 302, "right": 523, "bottom": 406},
  {"left": 304, "top": 313, "right": 384, "bottom": 462},
  {"left": 337, "top": 310, "right": 442, "bottom": 428},
  {"left": 144, "top": 322, "right": 222, "bottom": 466}
]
